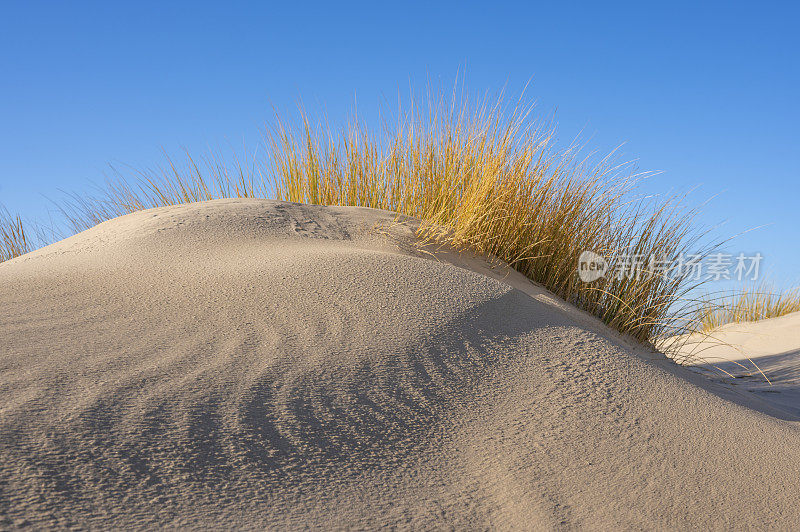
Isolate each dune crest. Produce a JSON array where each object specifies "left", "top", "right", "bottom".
[{"left": 2, "top": 199, "right": 800, "bottom": 529}]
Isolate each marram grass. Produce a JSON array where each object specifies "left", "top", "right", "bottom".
[
  {"left": 693, "top": 283, "right": 800, "bottom": 332},
  {"left": 0, "top": 206, "right": 32, "bottom": 262},
  {"left": 1, "top": 89, "right": 735, "bottom": 350}
]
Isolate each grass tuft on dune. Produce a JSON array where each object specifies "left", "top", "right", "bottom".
[
  {"left": 3, "top": 87, "right": 722, "bottom": 349},
  {"left": 0, "top": 206, "right": 32, "bottom": 262},
  {"left": 693, "top": 282, "right": 800, "bottom": 332}
]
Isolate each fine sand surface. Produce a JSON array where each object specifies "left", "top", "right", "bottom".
[
  {"left": 675, "top": 312, "right": 800, "bottom": 420},
  {"left": 2, "top": 198, "right": 800, "bottom": 529}
]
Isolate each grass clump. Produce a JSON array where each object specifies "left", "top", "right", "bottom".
[
  {"left": 0, "top": 206, "right": 32, "bottom": 262},
  {"left": 53, "top": 87, "right": 710, "bottom": 349},
  {"left": 693, "top": 283, "right": 800, "bottom": 332},
  {"left": 266, "top": 92, "right": 714, "bottom": 346}
]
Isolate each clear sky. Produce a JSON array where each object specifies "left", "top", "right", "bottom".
[{"left": 1, "top": 1, "right": 798, "bottom": 289}]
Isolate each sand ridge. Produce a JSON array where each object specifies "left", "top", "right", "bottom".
[{"left": 2, "top": 199, "right": 800, "bottom": 529}]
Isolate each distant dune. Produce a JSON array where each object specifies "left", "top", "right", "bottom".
[
  {"left": 2, "top": 199, "right": 800, "bottom": 529},
  {"left": 675, "top": 312, "right": 800, "bottom": 420}
]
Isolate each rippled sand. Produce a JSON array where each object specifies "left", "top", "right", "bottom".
[{"left": 2, "top": 199, "right": 799, "bottom": 529}]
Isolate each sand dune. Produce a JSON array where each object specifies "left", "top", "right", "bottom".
[
  {"left": 676, "top": 312, "right": 800, "bottom": 420},
  {"left": 2, "top": 199, "right": 800, "bottom": 529}
]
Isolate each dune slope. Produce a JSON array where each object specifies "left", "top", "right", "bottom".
[
  {"left": 676, "top": 312, "right": 800, "bottom": 420},
  {"left": 2, "top": 199, "right": 800, "bottom": 529}
]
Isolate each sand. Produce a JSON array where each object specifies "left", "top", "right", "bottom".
[
  {"left": 674, "top": 312, "right": 800, "bottom": 420},
  {"left": 2, "top": 198, "right": 800, "bottom": 529}
]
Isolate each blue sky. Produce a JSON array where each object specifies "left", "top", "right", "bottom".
[{"left": 1, "top": 1, "right": 798, "bottom": 289}]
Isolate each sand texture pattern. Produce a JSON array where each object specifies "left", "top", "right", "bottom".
[{"left": 2, "top": 199, "right": 800, "bottom": 529}]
